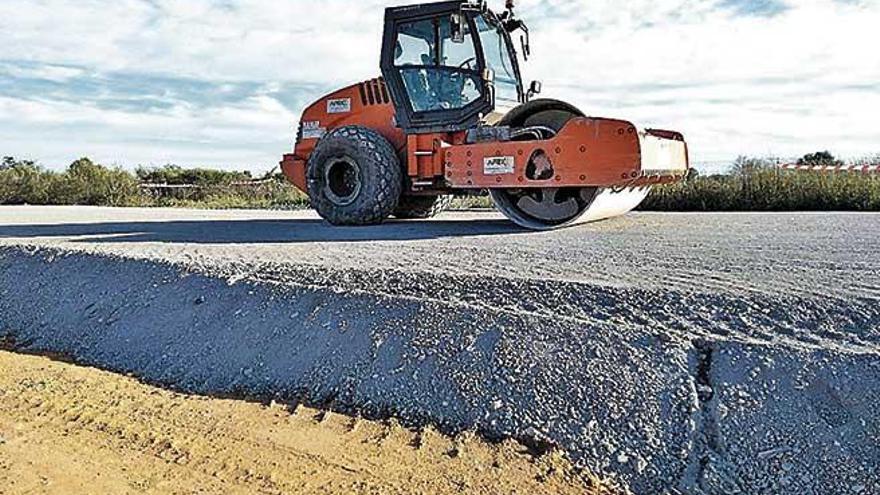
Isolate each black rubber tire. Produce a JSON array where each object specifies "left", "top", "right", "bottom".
[
  {"left": 307, "top": 126, "right": 403, "bottom": 226},
  {"left": 499, "top": 98, "right": 586, "bottom": 133},
  {"left": 393, "top": 195, "right": 453, "bottom": 219}
]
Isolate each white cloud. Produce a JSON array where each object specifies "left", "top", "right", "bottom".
[
  {"left": 0, "top": 93, "right": 296, "bottom": 171},
  {"left": 516, "top": 0, "right": 880, "bottom": 162},
  {"left": 0, "top": 63, "right": 85, "bottom": 82},
  {"left": 0, "top": 0, "right": 878, "bottom": 172},
  {"left": 0, "top": 0, "right": 392, "bottom": 84}
]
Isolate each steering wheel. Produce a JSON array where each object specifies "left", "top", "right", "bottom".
[{"left": 458, "top": 57, "right": 477, "bottom": 70}]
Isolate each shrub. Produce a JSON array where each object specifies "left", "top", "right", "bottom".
[
  {"left": 136, "top": 165, "right": 252, "bottom": 186},
  {"left": 797, "top": 151, "right": 843, "bottom": 166},
  {"left": 49, "top": 158, "right": 144, "bottom": 206},
  {"left": 0, "top": 158, "right": 57, "bottom": 205},
  {"left": 642, "top": 154, "right": 880, "bottom": 212},
  {"left": 3, "top": 154, "right": 878, "bottom": 213}
]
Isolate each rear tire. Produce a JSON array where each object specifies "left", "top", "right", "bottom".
[
  {"left": 393, "top": 195, "right": 453, "bottom": 219},
  {"left": 307, "top": 126, "right": 402, "bottom": 226}
]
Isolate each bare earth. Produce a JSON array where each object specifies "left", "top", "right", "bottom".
[{"left": 0, "top": 350, "right": 610, "bottom": 495}]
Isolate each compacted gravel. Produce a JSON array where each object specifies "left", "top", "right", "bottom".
[{"left": 1, "top": 206, "right": 878, "bottom": 494}]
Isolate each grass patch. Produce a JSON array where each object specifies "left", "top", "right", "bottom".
[
  {"left": 641, "top": 156, "right": 880, "bottom": 212},
  {"left": 1, "top": 158, "right": 308, "bottom": 210},
  {"left": 2, "top": 154, "right": 878, "bottom": 212}
]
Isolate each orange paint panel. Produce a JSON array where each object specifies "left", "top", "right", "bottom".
[
  {"left": 444, "top": 117, "right": 644, "bottom": 189},
  {"left": 405, "top": 134, "right": 438, "bottom": 179},
  {"left": 280, "top": 154, "right": 307, "bottom": 192},
  {"left": 283, "top": 78, "right": 405, "bottom": 194}
]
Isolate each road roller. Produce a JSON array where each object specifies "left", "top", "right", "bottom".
[{"left": 280, "top": 0, "right": 689, "bottom": 230}]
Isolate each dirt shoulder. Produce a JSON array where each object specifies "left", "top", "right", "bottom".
[{"left": 0, "top": 351, "right": 615, "bottom": 495}]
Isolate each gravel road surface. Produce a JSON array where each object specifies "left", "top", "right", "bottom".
[{"left": 1, "top": 206, "right": 878, "bottom": 494}]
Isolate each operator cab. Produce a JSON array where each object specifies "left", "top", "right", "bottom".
[{"left": 381, "top": 0, "right": 528, "bottom": 133}]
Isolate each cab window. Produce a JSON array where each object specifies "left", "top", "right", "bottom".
[
  {"left": 475, "top": 15, "right": 520, "bottom": 107},
  {"left": 394, "top": 16, "right": 482, "bottom": 113}
]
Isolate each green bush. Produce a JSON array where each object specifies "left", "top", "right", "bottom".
[
  {"left": 49, "top": 158, "right": 144, "bottom": 206},
  {"left": 0, "top": 157, "right": 57, "bottom": 205},
  {"left": 136, "top": 164, "right": 308, "bottom": 209},
  {"left": 136, "top": 164, "right": 253, "bottom": 186},
  {"left": 1, "top": 157, "right": 308, "bottom": 210},
  {"left": 3, "top": 153, "right": 878, "bottom": 213},
  {"left": 642, "top": 154, "right": 880, "bottom": 212}
]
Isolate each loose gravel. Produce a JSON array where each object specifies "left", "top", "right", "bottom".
[{"left": 1, "top": 206, "right": 878, "bottom": 494}]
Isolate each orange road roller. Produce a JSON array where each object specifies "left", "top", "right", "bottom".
[{"left": 281, "top": 0, "right": 689, "bottom": 230}]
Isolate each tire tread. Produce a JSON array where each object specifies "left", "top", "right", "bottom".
[{"left": 307, "top": 126, "right": 402, "bottom": 225}]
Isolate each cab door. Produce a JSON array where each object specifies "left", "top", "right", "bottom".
[{"left": 381, "top": 2, "right": 494, "bottom": 133}]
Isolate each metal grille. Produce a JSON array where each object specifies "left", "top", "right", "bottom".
[{"left": 358, "top": 78, "right": 390, "bottom": 106}]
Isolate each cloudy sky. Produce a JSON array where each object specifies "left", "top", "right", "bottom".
[{"left": 1, "top": 0, "right": 878, "bottom": 174}]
